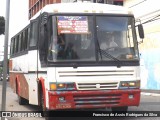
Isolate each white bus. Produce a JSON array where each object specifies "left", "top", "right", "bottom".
[{"left": 9, "top": 2, "right": 144, "bottom": 115}]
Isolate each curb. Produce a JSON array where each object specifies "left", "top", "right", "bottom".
[{"left": 141, "top": 92, "right": 160, "bottom": 96}]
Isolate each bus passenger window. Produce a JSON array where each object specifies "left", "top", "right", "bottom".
[{"left": 30, "top": 21, "right": 38, "bottom": 48}]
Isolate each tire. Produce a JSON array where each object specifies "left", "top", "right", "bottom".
[
  {"left": 18, "top": 95, "right": 27, "bottom": 105},
  {"left": 112, "top": 106, "right": 128, "bottom": 112},
  {"left": 39, "top": 85, "right": 50, "bottom": 120},
  {"left": 16, "top": 80, "right": 29, "bottom": 105}
]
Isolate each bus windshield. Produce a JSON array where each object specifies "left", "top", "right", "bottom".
[{"left": 48, "top": 15, "right": 139, "bottom": 62}]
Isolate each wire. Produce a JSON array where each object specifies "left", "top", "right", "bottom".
[
  {"left": 129, "top": 0, "right": 147, "bottom": 8},
  {"left": 142, "top": 14, "right": 160, "bottom": 25}
]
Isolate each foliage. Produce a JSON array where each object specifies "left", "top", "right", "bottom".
[
  {"left": 0, "top": 67, "right": 2, "bottom": 73},
  {"left": 0, "top": 16, "right": 5, "bottom": 35}
]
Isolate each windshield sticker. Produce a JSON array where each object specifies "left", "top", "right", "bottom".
[{"left": 57, "top": 16, "right": 88, "bottom": 34}]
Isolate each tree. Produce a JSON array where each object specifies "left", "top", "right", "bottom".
[{"left": 0, "top": 16, "right": 5, "bottom": 35}]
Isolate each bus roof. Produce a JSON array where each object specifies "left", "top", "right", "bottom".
[{"left": 31, "top": 3, "right": 132, "bottom": 20}]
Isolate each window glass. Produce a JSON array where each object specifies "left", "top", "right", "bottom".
[
  {"left": 10, "top": 39, "right": 14, "bottom": 55},
  {"left": 15, "top": 36, "right": 19, "bottom": 53},
  {"left": 21, "top": 31, "right": 25, "bottom": 51},
  {"left": 48, "top": 16, "right": 96, "bottom": 62},
  {"left": 18, "top": 34, "right": 22, "bottom": 52},
  {"left": 47, "top": 15, "right": 138, "bottom": 63},
  {"left": 12, "top": 38, "right": 15, "bottom": 54},
  {"left": 96, "top": 16, "right": 138, "bottom": 61},
  {"left": 30, "top": 21, "right": 38, "bottom": 47},
  {"left": 26, "top": 28, "right": 30, "bottom": 49}
]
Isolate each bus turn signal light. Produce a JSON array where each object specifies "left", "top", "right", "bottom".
[
  {"left": 50, "top": 82, "right": 76, "bottom": 91},
  {"left": 50, "top": 83, "right": 57, "bottom": 90}
]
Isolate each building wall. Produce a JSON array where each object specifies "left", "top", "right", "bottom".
[
  {"left": 124, "top": 0, "right": 160, "bottom": 90},
  {"left": 61, "top": 0, "right": 123, "bottom": 4},
  {"left": 29, "top": 0, "right": 124, "bottom": 19},
  {"left": 29, "top": 0, "right": 61, "bottom": 19},
  {"left": 61, "top": 0, "right": 75, "bottom": 3}
]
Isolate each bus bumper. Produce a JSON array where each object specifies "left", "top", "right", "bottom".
[{"left": 48, "top": 89, "right": 140, "bottom": 110}]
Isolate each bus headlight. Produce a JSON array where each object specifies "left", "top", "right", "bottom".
[
  {"left": 50, "top": 82, "right": 76, "bottom": 91},
  {"left": 119, "top": 80, "right": 140, "bottom": 89}
]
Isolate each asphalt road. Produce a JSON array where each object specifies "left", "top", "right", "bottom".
[{"left": 0, "top": 81, "right": 160, "bottom": 120}]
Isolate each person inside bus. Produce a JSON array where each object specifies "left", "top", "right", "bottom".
[
  {"left": 57, "top": 35, "right": 66, "bottom": 59},
  {"left": 108, "top": 35, "right": 118, "bottom": 48},
  {"left": 65, "top": 42, "right": 78, "bottom": 59},
  {"left": 48, "top": 34, "right": 65, "bottom": 60},
  {"left": 100, "top": 34, "right": 118, "bottom": 51}
]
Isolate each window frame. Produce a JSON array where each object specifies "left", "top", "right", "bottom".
[{"left": 10, "top": 25, "right": 30, "bottom": 58}]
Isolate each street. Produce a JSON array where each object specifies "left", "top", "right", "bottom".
[{"left": 0, "top": 81, "right": 160, "bottom": 120}]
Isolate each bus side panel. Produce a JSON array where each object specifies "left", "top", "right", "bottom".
[
  {"left": 9, "top": 72, "right": 17, "bottom": 93},
  {"left": 18, "top": 73, "right": 29, "bottom": 100},
  {"left": 28, "top": 50, "right": 39, "bottom": 105},
  {"left": 9, "top": 55, "right": 29, "bottom": 100},
  {"left": 28, "top": 73, "right": 39, "bottom": 105},
  {"left": 9, "top": 72, "right": 29, "bottom": 100}
]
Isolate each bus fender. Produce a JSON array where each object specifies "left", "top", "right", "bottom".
[{"left": 38, "top": 77, "right": 46, "bottom": 108}]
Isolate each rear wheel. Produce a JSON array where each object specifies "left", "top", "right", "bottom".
[
  {"left": 18, "top": 95, "right": 27, "bottom": 105},
  {"left": 16, "top": 80, "right": 28, "bottom": 105}
]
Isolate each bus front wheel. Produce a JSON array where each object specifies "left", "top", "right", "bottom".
[{"left": 39, "top": 85, "right": 50, "bottom": 120}]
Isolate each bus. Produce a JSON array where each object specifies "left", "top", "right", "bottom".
[{"left": 9, "top": 2, "right": 144, "bottom": 115}]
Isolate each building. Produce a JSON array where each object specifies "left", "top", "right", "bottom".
[
  {"left": 61, "top": 0, "right": 123, "bottom": 4},
  {"left": 124, "top": 0, "right": 160, "bottom": 90},
  {"left": 29, "top": 0, "right": 124, "bottom": 19},
  {"left": 29, "top": 0, "right": 61, "bottom": 19}
]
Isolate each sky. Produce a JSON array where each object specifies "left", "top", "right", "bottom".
[{"left": 0, "top": 0, "right": 28, "bottom": 61}]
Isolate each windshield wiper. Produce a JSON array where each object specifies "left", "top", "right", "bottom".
[
  {"left": 99, "top": 49, "right": 121, "bottom": 67},
  {"left": 99, "top": 49, "right": 119, "bottom": 61},
  {"left": 96, "top": 34, "right": 121, "bottom": 67}
]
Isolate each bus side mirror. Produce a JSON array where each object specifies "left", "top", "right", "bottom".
[
  {"left": 138, "top": 24, "right": 144, "bottom": 39},
  {"left": 40, "top": 12, "right": 48, "bottom": 25}
]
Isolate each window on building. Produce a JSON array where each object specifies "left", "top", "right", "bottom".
[
  {"left": 106, "top": 0, "right": 113, "bottom": 4},
  {"left": 113, "top": 0, "right": 123, "bottom": 6},
  {"left": 97, "top": 0, "right": 104, "bottom": 3}
]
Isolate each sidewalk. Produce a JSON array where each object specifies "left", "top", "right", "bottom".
[{"left": 141, "top": 89, "right": 160, "bottom": 96}]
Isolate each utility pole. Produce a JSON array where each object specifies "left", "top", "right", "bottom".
[{"left": 1, "top": 0, "right": 10, "bottom": 120}]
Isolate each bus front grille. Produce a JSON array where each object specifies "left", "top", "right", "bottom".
[
  {"left": 77, "top": 82, "right": 118, "bottom": 90},
  {"left": 73, "top": 94, "right": 121, "bottom": 108},
  {"left": 58, "top": 70, "right": 134, "bottom": 77}
]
